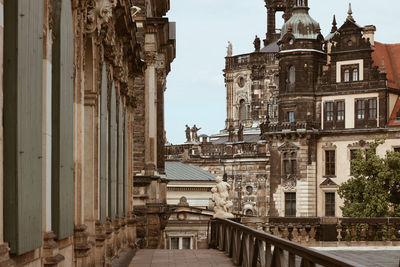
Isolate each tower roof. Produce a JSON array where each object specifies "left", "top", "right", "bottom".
[{"left": 280, "top": 0, "right": 321, "bottom": 40}]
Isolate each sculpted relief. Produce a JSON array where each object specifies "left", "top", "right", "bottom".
[{"left": 86, "top": 0, "right": 117, "bottom": 33}]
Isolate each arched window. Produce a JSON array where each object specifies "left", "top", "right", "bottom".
[
  {"left": 288, "top": 66, "right": 296, "bottom": 91},
  {"left": 239, "top": 99, "right": 247, "bottom": 121}
]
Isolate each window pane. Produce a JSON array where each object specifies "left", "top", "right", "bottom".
[
  {"left": 284, "top": 160, "right": 290, "bottom": 175},
  {"left": 325, "top": 192, "right": 335, "bottom": 217},
  {"left": 394, "top": 147, "right": 400, "bottom": 153},
  {"left": 325, "top": 150, "right": 335, "bottom": 176},
  {"left": 171, "top": 238, "right": 179, "bottom": 249},
  {"left": 337, "top": 101, "right": 345, "bottom": 121},
  {"left": 326, "top": 102, "right": 334, "bottom": 121},
  {"left": 288, "top": 111, "right": 294, "bottom": 122},
  {"left": 291, "top": 160, "right": 297, "bottom": 175},
  {"left": 353, "top": 68, "right": 359, "bottom": 81},
  {"left": 182, "top": 238, "right": 190, "bottom": 249},
  {"left": 369, "top": 99, "right": 377, "bottom": 119},
  {"left": 344, "top": 69, "right": 350, "bottom": 82},
  {"left": 357, "top": 100, "right": 365, "bottom": 119},
  {"left": 285, "top": 193, "right": 296, "bottom": 217}
]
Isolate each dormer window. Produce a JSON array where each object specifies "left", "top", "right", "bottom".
[{"left": 340, "top": 64, "right": 360, "bottom": 82}]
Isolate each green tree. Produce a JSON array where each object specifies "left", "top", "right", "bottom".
[{"left": 338, "top": 138, "right": 400, "bottom": 217}]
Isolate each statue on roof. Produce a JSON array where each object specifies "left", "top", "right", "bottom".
[
  {"left": 185, "top": 125, "right": 191, "bottom": 143},
  {"left": 228, "top": 124, "right": 235, "bottom": 142},
  {"left": 191, "top": 124, "right": 201, "bottom": 142},
  {"left": 227, "top": 41, "right": 233, "bottom": 57},
  {"left": 253, "top": 35, "right": 261, "bottom": 52},
  {"left": 238, "top": 124, "right": 244, "bottom": 142}
]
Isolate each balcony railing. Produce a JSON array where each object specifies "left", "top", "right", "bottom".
[{"left": 210, "top": 218, "right": 364, "bottom": 267}]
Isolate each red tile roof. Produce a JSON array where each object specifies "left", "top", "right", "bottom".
[{"left": 372, "top": 42, "right": 400, "bottom": 90}]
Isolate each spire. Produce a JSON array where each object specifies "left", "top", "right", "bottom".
[
  {"left": 330, "top": 15, "right": 337, "bottom": 33},
  {"left": 347, "top": 3, "right": 355, "bottom": 22}
]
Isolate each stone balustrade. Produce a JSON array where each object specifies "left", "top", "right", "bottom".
[{"left": 239, "top": 216, "right": 400, "bottom": 246}]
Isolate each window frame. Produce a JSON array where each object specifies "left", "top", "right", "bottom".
[
  {"left": 368, "top": 98, "right": 377, "bottom": 120},
  {"left": 288, "top": 111, "right": 295, "bottom": 123},
  {"left": 285, "top": 192, "right": 296, "bottom": 217},
  {"left": 325, "top": 192, "right": 336, "bottom": 217},
  {"left": 325, "top": 150, "right": 336, "bottom": 177},
  {"left": 337, "top": 101, "right": 345, "bottom": 121}
]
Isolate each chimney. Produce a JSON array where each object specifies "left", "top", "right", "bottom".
[{"left": 363, "top": 25, "right": 376, "bottom": 46}]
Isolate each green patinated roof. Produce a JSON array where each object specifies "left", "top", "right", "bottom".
[
  {"left": 165, "top": 161, "right": 216, "bottom": 181},
  {"left": 281, "top": 7, "right": 321, "bottom": 40}
]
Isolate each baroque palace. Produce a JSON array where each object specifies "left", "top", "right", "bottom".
[
  {"left": 1, "top": 0, "right": 175, "bottom": 266},
  {"left": 166, "top": 0, "right": 400, "bottom": 218}
]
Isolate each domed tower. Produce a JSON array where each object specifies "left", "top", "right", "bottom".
[{"left": 277, "top": 0, "right": 326, "bottom": 124}]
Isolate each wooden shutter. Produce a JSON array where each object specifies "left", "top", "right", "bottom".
[
  {"left": 99, "top": 64, "right": 108, "bottom": 222},
  {"left": 4, "top": 0, "right": 44, "bottom": 254},
  {"left": 51, "top": 0, "right": 74, "bottom": 239},
  {"left": 108, "top": 82, "right": 117, "bottom": 219}
]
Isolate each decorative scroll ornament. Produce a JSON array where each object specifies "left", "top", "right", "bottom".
[
  {"left": 130, "top": 5, "right": 141, "bottom": 22},
  {"left": 86, "top": 0, "right": 117, "bottom": 33}
]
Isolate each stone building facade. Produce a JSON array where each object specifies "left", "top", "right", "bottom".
[
  {"left": 0, "top": 0, "right": 175, "bottom": 266},
  {"left": 166, "top": 0, "right": 400, "bottom": 219}
]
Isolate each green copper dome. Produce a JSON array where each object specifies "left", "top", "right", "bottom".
[{"left": 280, "top": 1, "right": 321, "bottom": 40}]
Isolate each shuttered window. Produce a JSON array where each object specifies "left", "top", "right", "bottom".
[
  {"left": 4, "top": 0, "right": 44, "bottom": 254},
  {"left": 51, "top": 0, "right": 74, "bottom": 239}
]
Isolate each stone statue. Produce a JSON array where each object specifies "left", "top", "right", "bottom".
[
  {"left": 185, "top": 125, "right": 191, "bottom": 142},
  {"left": 228, "top": 124, "right": 235, "bottom": 142},
  {"left": 238, "top": 124, "right": 244, "bottom": 142},
  {"left": 253, "top": 35, "right": 261, "bottom": 52},
  {"left": 191, "top": 125, "right": 201, "bottom": 142},
  {"left": 211, "top": 177, "right": 234, "bottom": 219},
  {"left": 227, "top": 41, "right": 233, "bottom": 57}
]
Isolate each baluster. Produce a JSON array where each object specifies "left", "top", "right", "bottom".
[
  {"left": 387, "top": 221, "right": 393, "bottom": 242},
  {"left": 344, "top": 222, "right": 351, "bottom": 242},
  {"left": 304, "top": 224, "right": 310, "bottom": 243},
  {"left": 360, "top": 223, "right": 367, "bottom": 242},
  {"left": 271, "top": 247, "right": 285, "bottom": 267},
  {"left": 299, "top": 224, "right": 307, "bottom": 244},
  {"left": 336, "top": 222, "right": 343, "bottom": 243},
  {"left": 309, "top": 223, "right": 316, "bottom": 243},
  {"left": 377, "top": 222, "right": 384, "bottom": 241},
  {"left": 251, "top": 238, "right": 259, "bottom": 267},
  {"left": 288, "top": 252, "right": 296, "bottom": 267},
  {"left": 282, "top": 224, "right": 290, "bottom": 240},
  {"left": 257, "top": 240, "right": 266, "bottom": 267},
  {"left": 265, "top": 242, "right": 272, "bottom": 267},
  {"left": 351, "top": 222, "right": 357, "bottom": 242},
  {"left": 239, "top": 232, "right": 245, "bottom": 266},
  {"left": 292, "top": 224, "right": 300, "bottom": 243}
]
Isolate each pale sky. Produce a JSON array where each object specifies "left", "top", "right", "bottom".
[{"left": 165, "top": 0, "right": 400, "bottom": 145}]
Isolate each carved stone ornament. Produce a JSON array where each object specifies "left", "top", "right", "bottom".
[
  {"left": 85, "top": 0, "right": 117, "bottom": 34},
  {"left": 130, "top": 5, "right": 141, "bottom": 22},
  {"left": 282, "top": 175, "right": 296, "bottom": 191}
]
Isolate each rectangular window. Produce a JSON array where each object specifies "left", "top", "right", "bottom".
[
  {"left": 171, "top": 238, "right": 179, "bottom": 249},
  {"left": 352, "top": 68, "right": 359, "bottom": 81},
  {"left": 284, "top": 160, "right": 290, "bottom": 175},
  {"left": 394, "top": 147, "right": 400, "bottom": 153},
  {"left": 337, "top": 101, "right": 345, "bottom": 121},
  {"left": 325, "top": 150, "right": 335, "bottom": 176},
  {"left": 326, "top": 102, "right": 334, "bottom": 121},
  {"left": 182, "top": 237, "right": 191, "bottom": 249},
  {"left": 285, "top": 192, "right": 296, "bottom": 217},
  {"left": 356, "top": 100, "right": 366, "bottom": 120},
  {"left": 288, "top": 111, "right": 295, "bottom": 123},
  {"left": 344, "top": 69, "right": 350, "bottom": 82},
  {"left": 291, "top": 160, "right": 297, "bottom": 175},
  {"left": 368, "top": 99, "right": 377, "bottom": 119},
  {"left": 325, "top": 192, "right": 335, "bottom": 217}
]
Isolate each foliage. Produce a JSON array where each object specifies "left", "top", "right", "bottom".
[{"left": 338, "top": 138, "right": 400, "bottom": 217}]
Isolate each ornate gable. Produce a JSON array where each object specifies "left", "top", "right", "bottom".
[{"left": 278, "top": 141, "right": 299, "bottom": 152}]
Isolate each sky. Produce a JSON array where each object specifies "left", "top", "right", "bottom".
[{"left": 165, "top": 0, "right": 400, "bottom": 145}]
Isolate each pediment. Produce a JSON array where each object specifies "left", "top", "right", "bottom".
[
  {"left": 278, "top": 141, "right": 299, "bottom": 152},
  {"left": 320, "top": 178, "right": 338, "bottom": 188}
]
